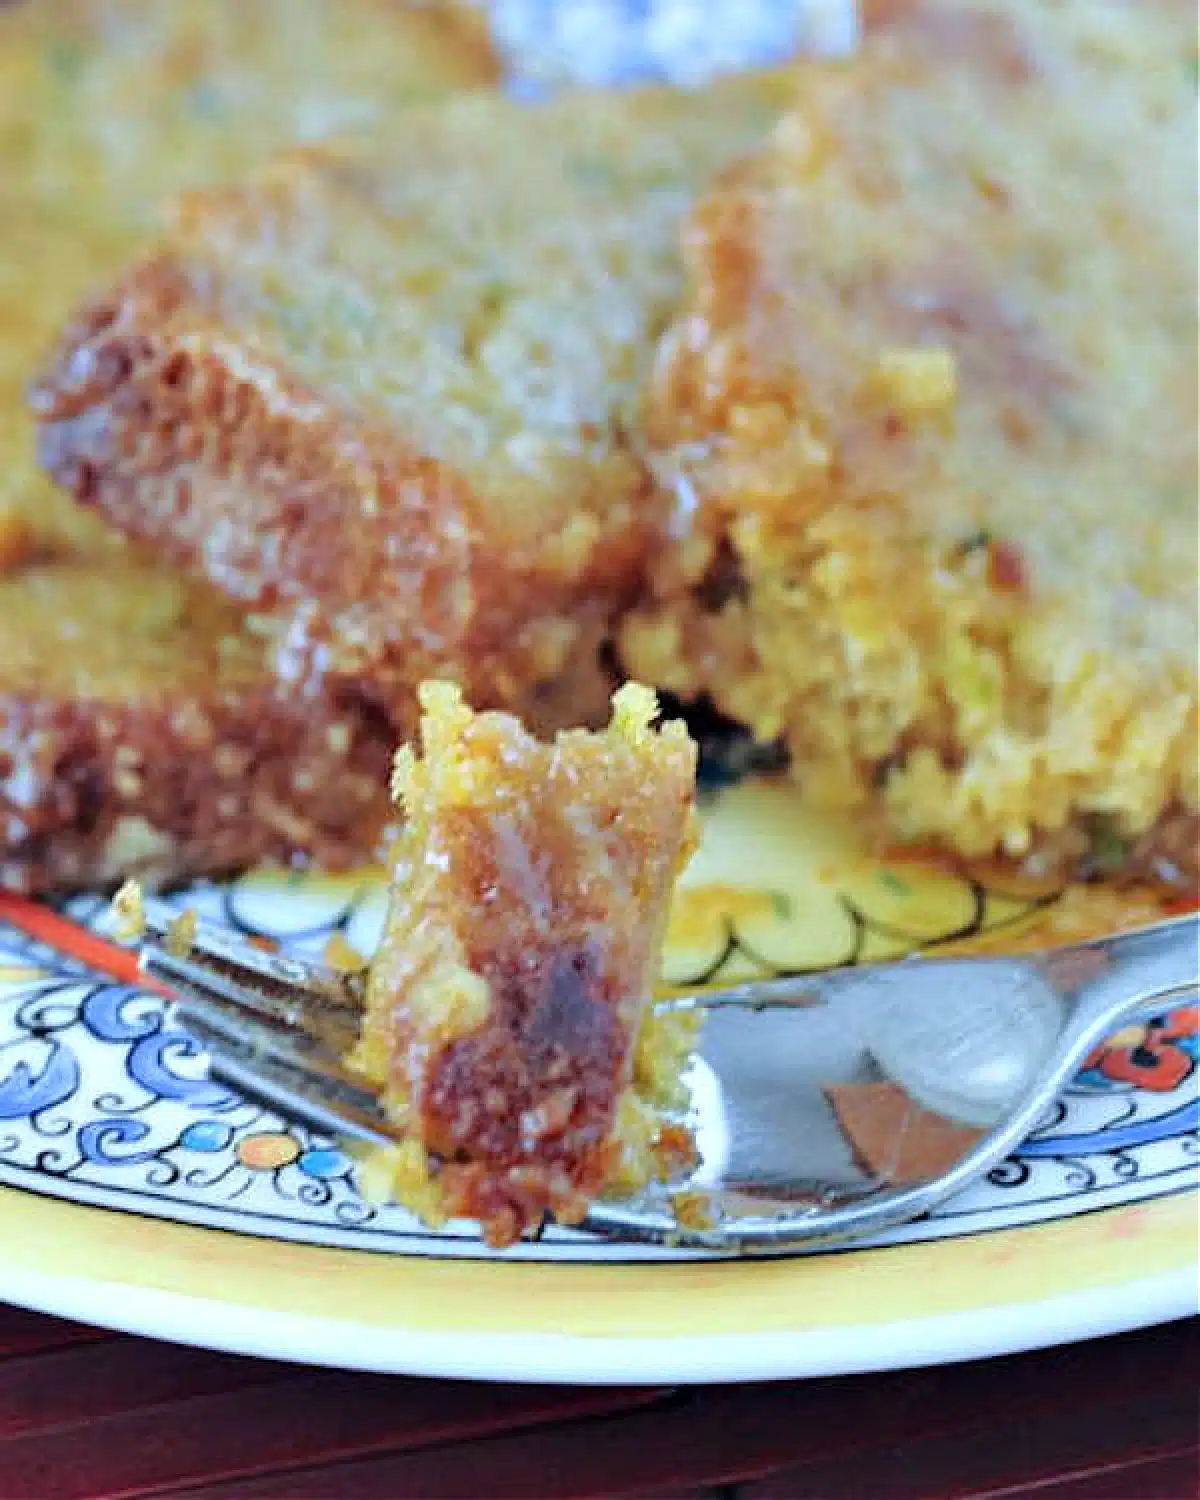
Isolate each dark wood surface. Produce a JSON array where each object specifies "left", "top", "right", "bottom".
[{"left": 0, "top": 1305, "right": 1194, "bottom": 1499}]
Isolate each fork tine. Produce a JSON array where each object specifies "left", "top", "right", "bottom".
[
  {"left": 141, "top": 941, "right": 361, "bottom": 1057},
  {"left": 138, "top": 897, "right": 364, "bottom": 1012},
  {"left": 175, "top": 997, "right": 396, "bottom": 1148},
  {"left": 148, "top": 945, "right": 372, "bottom": 1084}
]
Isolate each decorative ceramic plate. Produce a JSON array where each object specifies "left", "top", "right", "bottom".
[{"left": 0, "top": 781, "right": 1194, "bottom": 1382}]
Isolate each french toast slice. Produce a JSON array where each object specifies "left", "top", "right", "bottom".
[
  {"left": 0, "top": 0, "right": 495, "bottom": 892},
  {"left": 0, "top": 551, "right": 395, "bottom": 894},
  {"left": 619, "top": 0, "right": 1198, "bottom": 881},
  {"left": 31, "top": 71, "right": 796, "bottom": 732},
  {"left": 0, "top": 0, "right": 499, "bottom": 556}
]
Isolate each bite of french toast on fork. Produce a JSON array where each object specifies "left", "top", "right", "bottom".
[{"left": 348, "top": 680, "right": 700, "bottom": 1248}]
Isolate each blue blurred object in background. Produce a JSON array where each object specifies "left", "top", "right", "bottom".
[{"left": 483, "top": 0, "right": 859, "bottom": 92}]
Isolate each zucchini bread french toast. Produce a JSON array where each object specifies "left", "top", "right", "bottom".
[
  {"left": 352, "top": 681, "right": 699, "bottom": 1248},
  {"left": 1, "top": 0, "right": 499, "bottom": 554},
  {"left": 0, "top": 550, "right": 395, "bottom": 894},
  {"left": 32, "top": 71, "right": 796, "bottom": 737},
  {"left": 619, "top": 0, "right": 1198, "bottom": 884},
  {"left": 0, "top": 0, "right": 497, "bottom": 891}
]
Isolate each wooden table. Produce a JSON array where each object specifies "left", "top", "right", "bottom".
[{"left": 0, "top": 1306, "right": 1194, "bottom": 1499}]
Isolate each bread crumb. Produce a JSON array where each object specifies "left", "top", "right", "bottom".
[
  {"left": 110, "top": 879, "right": 146, "bottom": 943},
  {"left": 165, "top": 908, "right": 198, "bottom": 958},
  {"left": 323, "top": 932, "right": 368, "bottom": 973},
  {"left": 872, "top": 347, "right": 957, "bottom": 417},
  {"left": 609, "top": 680, "right": 660, "bottom": 744},
  {"left": 671, "top": 1188, "right": 716, "bottom": 1231},
  {"left": 357, "top": 1139, "right": 448, "bottom": 1227}
]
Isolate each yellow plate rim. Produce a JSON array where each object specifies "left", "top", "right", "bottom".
[{"left": 0, "top": 1183, "right": 1194, "bottom": 1381}]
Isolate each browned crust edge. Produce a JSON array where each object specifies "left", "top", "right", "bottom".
[
  {"left": 31, "top": 255, "right": 655, "bottom": 725},
  {"left": 0, "top": 685, "right": 396, "bottom": 894}
]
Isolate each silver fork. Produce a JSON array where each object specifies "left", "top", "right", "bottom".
[{"left": 132, "top": 902, "right": 1198, "bottom": 1254}]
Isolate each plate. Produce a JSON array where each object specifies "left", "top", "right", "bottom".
[{"left": 0, "top": 780, "right": 1195, "bottom": 1382}]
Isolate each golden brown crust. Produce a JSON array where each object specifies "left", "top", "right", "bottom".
[
  {"left": 33, "top": 251, "right": 647, "bottom": 725},
  {"left": 622, "top": 0, "right": 1198, "bottom": 874},
  {"left": 0, "top": 685, "right": 394, "bottom": 894},
  {"left": 0, "top": 559, "right": 395, "bottom": 894},
  {"left": 415, "top": 1, "right": 505, "bottom": 84},
  {"left": 31, "top": 74, "right": 797, "bottom": 731}
]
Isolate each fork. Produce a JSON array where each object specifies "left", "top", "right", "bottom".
[{"left": 120, "top": 902, "right": 1199, "bottom": 1253}]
